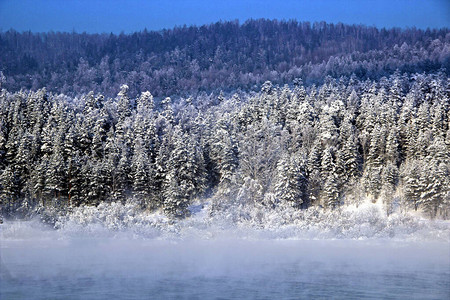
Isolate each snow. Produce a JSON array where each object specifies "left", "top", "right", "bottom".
[{"left": 5, "top": 199, "right": 447, "bottom": 242}]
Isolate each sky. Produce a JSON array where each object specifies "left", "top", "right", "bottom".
[{"left": 0, "top": 0, "right": 449, "bottom": 33}]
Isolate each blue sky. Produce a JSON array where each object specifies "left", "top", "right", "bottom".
[{"left": 0, "top": 0, "right": 448, "bottom": 33}]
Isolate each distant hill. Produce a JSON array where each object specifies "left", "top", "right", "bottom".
[{"left": 1, "top": 19, "right": 448, "bottom": 97}]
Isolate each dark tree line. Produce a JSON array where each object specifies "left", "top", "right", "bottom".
[
  {"left": 0, "top": 71, "right": 449, "bottom": 219},
  {"left": 1, "top": 19, "right": 449, "bottom": 97}
]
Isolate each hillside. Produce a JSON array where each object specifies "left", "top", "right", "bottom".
[{"left": 1, "top": 19, "right": 449, "bottom": 97}]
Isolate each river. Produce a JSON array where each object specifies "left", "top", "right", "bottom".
[{"left": 1, "top": 221, "right": 449, "bottom": 299}]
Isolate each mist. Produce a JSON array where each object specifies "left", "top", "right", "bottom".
[{"left": 1, "top": 220, "right": 449, "bottom": 299}]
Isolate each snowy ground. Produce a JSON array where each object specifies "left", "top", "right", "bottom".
[{"left": 14, "top": 198, "right": 446, "bottom": 241}]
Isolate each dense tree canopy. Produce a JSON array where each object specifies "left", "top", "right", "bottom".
[
  {"left": 1, "top": 19, "right": 449, "bottom": 97},
  {"left": 0, "top": 71, "right": 448, "bottom": 218},
  {"left": 0, "top": 20, "right": 448, "bottom": 219}
]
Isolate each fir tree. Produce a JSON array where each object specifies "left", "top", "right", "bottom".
[{"left": 273, "top": 154, "right": 307, "bottom": 208}]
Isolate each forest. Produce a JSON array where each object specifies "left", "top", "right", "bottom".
[
  {"left": 1, "top": 19, "right": 449, "bottom": 97},
  {"left": 0, "top": 71, "right": 448, "bottom": 219},
  {"left": 0, "top": 20, "right": 449, "bottom": 220}
]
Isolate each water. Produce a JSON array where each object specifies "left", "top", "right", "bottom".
[{"left": 1, "top": 222, "right": 449, "bottom": 299}]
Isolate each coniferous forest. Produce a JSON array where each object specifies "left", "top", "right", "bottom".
[
  {"left": 1, "top": 20, "right": 449, "bottom": 98},
  {"left": 0, "top": 20, "right": 449, "bottom": 220}
]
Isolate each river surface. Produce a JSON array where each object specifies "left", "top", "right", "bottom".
[{"left": 1, "top": 222, "right": 449, "bottom": 299}]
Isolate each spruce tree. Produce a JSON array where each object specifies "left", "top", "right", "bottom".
[{"left": 273, "top": 154, "right": 307, "bottom": 208}]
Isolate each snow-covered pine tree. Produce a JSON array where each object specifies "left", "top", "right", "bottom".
[
  {"left": 401, "top": 162, "right": 422, "bottom": 211},
  {"left": 273, "top": 154, "right": 307, "bottom": 208},
  {"left": 209, "top": 117, "right": 238, "bottom": 194},
  {"left": 161, "top": 96, "right": 174, "bottom": 125},
  {"left": 162, "top": 126, "right": 204, "bottom": 217},
  {"left": 131, "top": 136, "right": 152, "bottom": 207},
  {"left": 319, "top": 146, "right": 340, "bottom": 208},
  {"left": 0, "top": 166, "right": 20, "bottom": 214},
  {"left": 320, "top": 146, "right": 335, "bottom": 180},
  {"left": 318, "top": 106, "right": 338, "bottom": 147},
  {"left": 385, "top": 127, "right": 400, "bottom": 165},
  {"left": 322, "top": 173, "right": 340, "bottom": 208},
  {"left": 363, "top": 124, "right": 385, "bottom": 199},
  {"left": 43, "top": 145, "right": 67, "bottom": 206},
  {"left": 418, "top": 137, "right": 450, "bottom": 217},
  {"left": 113, "top": 144, "right": 131, "bottom": 203},
  {"left": 336, "top": 134, "right": 360, "bottom": 183}
]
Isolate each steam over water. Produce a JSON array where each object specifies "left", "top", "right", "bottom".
[{"left": 1, "top": 219, "right": 449, "bottom": 299}]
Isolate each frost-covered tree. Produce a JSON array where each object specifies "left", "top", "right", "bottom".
[
  {"left": 322, "top": 173, "right": 340, "bottom": 208},
  {"left": 131, "top": 136, "right": 153, "bottom": 206},
  {"left": 364, "top": 124, "right": 385, "bottom": 199},
  {"left": 0, "top": 69, "right": 449, "bottom": 219},
  {"left": 209, "top": 116, "right": 238, "bottom": 193},
  {"left": 273, "top": 154, "right": 307, "bottom": 208},
  {"left": 163, "top": 126, "right": 205, "bottom": 217},
  {"left": 336, "top": 135, "right": 360, "bottom": 183},
  {"left": 237, "top": 118, "right": 282, "bottom": 204},
  {"left": 402, "top": 162, "right": 422, "bottom": 211},
  {"left": 0, "top": 166, "right": 20, "bottom": 213}
]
